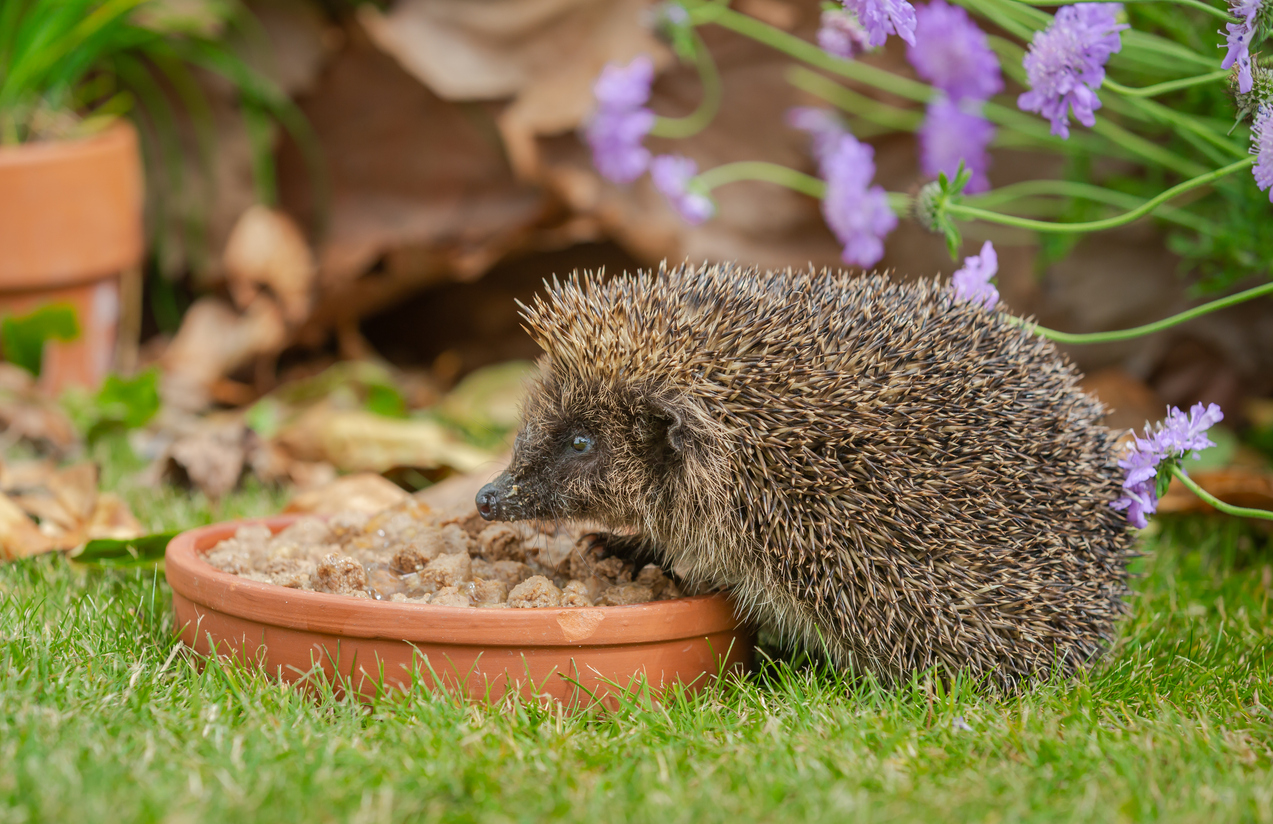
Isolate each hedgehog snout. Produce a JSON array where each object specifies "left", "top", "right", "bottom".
[{"left": 476, "top": 473, "right": 520, "bottom": 521}]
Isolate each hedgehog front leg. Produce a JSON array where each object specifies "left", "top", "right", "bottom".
[{"left": 579, "top": 531, "right": 664, "bottom": 571}]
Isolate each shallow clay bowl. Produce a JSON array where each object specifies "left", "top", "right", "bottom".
[{"left": 166, "top": 516, "right": 755, "bottom": 707}]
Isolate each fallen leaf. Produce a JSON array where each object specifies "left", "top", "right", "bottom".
[
  {"left": 0, "top": 492, "right": 54, "bottom": 560},
  {"left": 1079, "top": 366, "right": 1164, "bottom": 435},
  {"left": 276, "top": 405, "right": 495, "bottom": 474},
  {"left": 359, "top": 0, "right": 669, "bottom": 176},
  {"left": 46, "top": 463, "right": 99, "bottom": 527},
  {"left": 284, "top": 472, "right": 411, "bottom": 515},
  {"left": 86, "top": 493, "right": 145, "bottom": 541},
  {"left": 223, "top": 205, "right": 316, "bottom": 327},
  {"left": 162, "top": 417, "right": 249, "bottom": 499},
  {"left": 413, "top": 454, "right": 509, "bottom": 518},
  {"left": 435, "top": 360, "right": 533, "bottom": 431},
  {"left": 0, "top": 364, "right": 79, "bottom": 454},
  {"left": 159, "top": 296, "right": 286, "bottom": 410}
]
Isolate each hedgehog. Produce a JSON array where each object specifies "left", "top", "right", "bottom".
[{"left": 476, "top": 261, "right": 1136, "bottom": 689}]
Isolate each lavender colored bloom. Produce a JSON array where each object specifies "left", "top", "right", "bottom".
[
  {"left": 1221, "top": 0, "right": 1262, "bottom": 94},
  {"left": 1253, "top": 106, "right": 1273, "bottom": 200},
  {"left": 1156, "top": 402, "right": 1225, "bottom": 456},
  {"left": 586, "top": 56, "right": 656, "bottom": 184},
  {"left": 842, "top": 0, "right": 918, "bottom": 48},
  {"left": 818, "top": 8, "right": 872, "bottom": 59},
  {"left": 1018, "top": 4, "right": 1128, "bottom": 139},
  {"left": 950, "top": 240, "right": 999, "bottom": 308},
  {"left": 651, "top": 155, "right": 716, "bottom": 225},
  {"left": 1111, "top": 436, "right": 1160, "bottom": 528},
  {"left": 919, "top": 97, "right": 994, "bottom": 194},
  {"left": 908, "top": 0, "right": 1003, "bottom": 102},
  {"left": 821, "top": 134, "right": 897, "bottom": 267},
  {"left": 1111, "top": 402, "right": 1225, "bottom": 528},
  {"left": 787, "top": 106, "right": 848, "bottom": 167}
]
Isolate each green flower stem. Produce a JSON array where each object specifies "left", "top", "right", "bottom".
[
  {"left": 690, "top": 3, "right": 932, "bottom": 104},
  {"left": 966, "top": 179, "right": 1219, "bottom": 234},
  {"left": 697, "top": 161, "right": 826, "bottom": 197},
  {"left": 1014, "top": 280, "right": 1273, "bottom": 344},
  {"left": 1168, "top": 464, "right": 1273, "bottom": 521},
  {"left": 948, "top": 156, "right": 1253, "bottom": 232},
  {"left": 1011, "top": 0, "right": 1234, "bottom": 22},
  {"left": 649, "top": 27, "right": 722, "bottom": 140},
  {"left": 1104, "top": 70, "right": 1232, "bottom": 98}
]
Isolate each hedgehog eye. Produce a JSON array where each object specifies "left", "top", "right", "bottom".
[{"left": 570, "top": 434, "right": 594, "bottom": 454}]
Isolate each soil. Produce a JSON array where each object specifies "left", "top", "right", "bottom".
[{"left": 203, "top": 500, "right": 686, "bottom": 608}]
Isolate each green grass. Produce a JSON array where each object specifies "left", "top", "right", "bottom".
[{"left": 2, "top": 465, "right": 1272, "bottom": 822}]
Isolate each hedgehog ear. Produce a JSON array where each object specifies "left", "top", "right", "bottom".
[{"left": 645, "top": 398, "right": 689, "bottom": 452}]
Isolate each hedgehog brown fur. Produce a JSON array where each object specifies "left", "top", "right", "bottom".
[{"left": 476, "top": 261, "right": 1136, "bottom": 689}]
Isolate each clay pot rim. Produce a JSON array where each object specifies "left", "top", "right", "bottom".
[
  {"left": 166, "top": 516, "right": 740, "bottom": 647},
  {"left": 0, "top": 119, "right": 135, "bottom": 166}
]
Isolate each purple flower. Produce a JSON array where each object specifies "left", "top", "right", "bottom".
[
  {"left": 1156, "top": 402, "right": 1225, "bottom": 456},
  {"left": 787, "top": 106, "right": 848, "bottom": 167},
  {"left": 842, "top": 0, "right": 918, "bottom": 47},
  {"left": 651, "top": 155, "right": 716, "bottom": 225},
  {"left": 821, "top": 134, "right": 897, "bottom": 267},
  {"left": 1018, "top": 3, "right": 1128, "bottom": 139},
  {"left": 586, "top": 56, "right": 656, "bottom": 183},
  {"left": 950, "top": 240, "right": 999, "bottom": 308},
  {"left": 1221, "top": 0, "right": 1262, "bottom": 94},
  {"left": 919, "top": 97, "right": 994, "bottom": 194},
  {"left": 1110, "top": 402, "right": 1225, "bottom": 528},
  {"left": 818, "top": 8, "right": 872, "bottom": 59},
  {"left": 1253, "top": 106, "right": 1273, "bottom": 200},
  {"left": 908, "top": 0, "right": 1003, "bottom": 102},
  {"left": 1111, "top": 436, "right": 1160, "bottom": 528}
]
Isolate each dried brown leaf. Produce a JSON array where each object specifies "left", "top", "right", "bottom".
[
  {"left": 85, "top": 493, "right": 145, "bottom": 541},
  {"left": 159, "top": 296, "right": 287, "bottom": 410},
  {"left": 46, "top": 463, "right": 99, "bottom": 526},
  {"left": 223, "top": 205, "right": 316, "bottom": 326},
  {"left": 0, "top": 492, "right": 55, "bottom": 561},
  {"left": 163, "top": 418, "right": 248, "bottom": 499},
  {"left": 276, "top": 406, "right": 494, "bottom": 474},
  {"left": 284, "top": 472, "right": 411, "bottom": 515}
]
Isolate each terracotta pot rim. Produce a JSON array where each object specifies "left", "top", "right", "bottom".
[
  {"left": 0, "top": 120, "right": 136, "bottom": 165},
  {"left": 166, "top": 516, "right": 741, "bottom": 647}
]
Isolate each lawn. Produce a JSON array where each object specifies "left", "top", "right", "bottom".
[{"left": 2, "top": 461, "right": 1271, "bottom": 823}]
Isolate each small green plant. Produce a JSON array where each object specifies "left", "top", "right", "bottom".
[{"left": 0, "top": 303, "right": 79, "bottom": 377}]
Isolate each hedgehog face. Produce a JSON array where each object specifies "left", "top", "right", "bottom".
[{"left": 476, "top": 368, "right": 694, "bottom": 528}]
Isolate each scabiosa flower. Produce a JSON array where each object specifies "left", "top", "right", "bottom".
[
  {"left": 787, "top": 106, "right": 848, "bottom": 166},
  {"left": 821, "top": 134, "right": 897, "bottom": 266},
  {"left": 586, "top": 56, "right": 656, "bottom": 183},
  {"left": 1111, "top": 403, "right": 1225, "bottom": 528},
  {"left": 842, "top": 0, "right": 918, "bottom": 48},
  {"left": 818, "top": 8, "right": 872, "bottom": 59},
  {"left": 919, "top": 97, "right": 994, "bottom": 193},
  {"left": 1221, "top": 0, "right": 1262, "bottom": 94},
  {"left": 1018, "top": 4, "right": 1128, "bottom": 139},
  {"left": 949, "top": 240, "right": 999, "bottom": 308},
  {"left": 907, "top": 0, "right": 1003, "bottom": 102},
  {"left": 651, "top": 155, "right": 716, "bottom": 224},
  {"left": 1253, "top": 105, "right": 1273, "bottom": 200}
]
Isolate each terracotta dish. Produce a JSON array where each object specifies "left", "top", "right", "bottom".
[{"left": 166, "top": 516, "right": 755, "bottom": 707}]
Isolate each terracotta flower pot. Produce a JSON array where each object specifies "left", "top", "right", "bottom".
[
  {"left": 166, "top": 516, "right": 756, "bottom": 707},
  {"left": 0, "top": 122, "right": 144, "bottom": 392}
]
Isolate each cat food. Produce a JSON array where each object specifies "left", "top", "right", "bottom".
[{"left": 203, "top": 500, "right": 685, "bottom": 607}]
